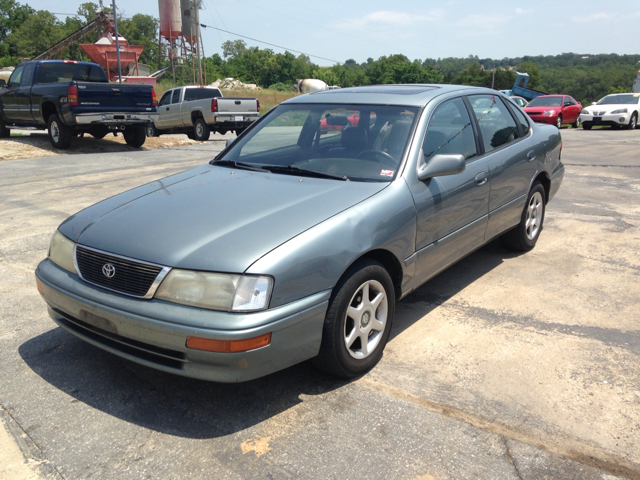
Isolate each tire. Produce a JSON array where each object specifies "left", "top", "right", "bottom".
[
  {"left": 627, "top": 113, "right": 637, "bottom": 130},
  {"left": 582, "top": 123, "right": 592, "bottom": 130},
  {"left": 500, "top": 182, "right": 546, "bottom": 252},
  {"left": 146, "top": 124, "right": 159, "bottom": 137},
  {"left": 123, "top": 126, "right": 146, "bottom": 148},
  {"left": 572, "top": 116, "right": 581, "bottom": 129},
  {"left": 0, "top": 115, "right": 10, "bottom": 138},
  {"left": 312, "top": 259, "right": 395, "bottom": 378},
  {"left": 47, "top": 114, "right": 72, "bottom": 149},
  {"left": 555, "top": 115, "right": 562, "bottom": 129},
  {"left": 193, "top": 117, "right": 210, "bottom": 141},
  {"left": 235, "top": 127, "right": 245, "bottom": 136},
  {"left": 187, "top": 132, "right": 196, "bottom": 140},
  {"left": 91, "top": 126, "right": 108, "bottom": 139}
]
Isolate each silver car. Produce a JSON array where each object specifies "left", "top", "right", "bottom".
[{"left": 36, "top": 85, "right": 564, "bottom": 382}]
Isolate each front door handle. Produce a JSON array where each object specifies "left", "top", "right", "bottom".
[
  {"left": 475, "top": 172, "right": 488, "bottom": 186},
  {"left": 165, "top": 107, "right": 170, "bottom": 111},
  {"left": 526, "top": 150, "right": 536, "bottom": 161}
]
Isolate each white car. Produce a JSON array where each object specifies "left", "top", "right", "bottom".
[
  {"left": 579, "top": 93, "right": 639, "bottom": 130},
  {"left": 509, "top": 96, "right": 529, "bottom": 108}
]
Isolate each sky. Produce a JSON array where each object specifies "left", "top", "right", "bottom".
[{"left": 23, "top": 0, "right": 640, "bottom": 65}]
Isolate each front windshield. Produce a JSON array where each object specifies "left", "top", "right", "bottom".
[
  {"left": 216, "top": 103, "right": 419, "bottom": 182},
  {"left": 597, "top": 94, "right": 640, "bottom": 105},
  {"left": 527, "top": 97, "right": 562, "bottom": 107}
]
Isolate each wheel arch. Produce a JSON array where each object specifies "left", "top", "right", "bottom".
[
  {"left": 41, "top": 101, "right": 59, "bottom": 124},
  {"left": 191, "top": 110, "right": 205, "bottom": 124},
  {"left": 533, "top": 171, "right": 551, "bottom": 203},
  {"left": 338, "top": 248, "right": 404, "bottom": 302}
]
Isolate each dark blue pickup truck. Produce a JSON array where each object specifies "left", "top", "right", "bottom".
[{"left": 0, "top": 60, "right": 158, "bottom": 149}]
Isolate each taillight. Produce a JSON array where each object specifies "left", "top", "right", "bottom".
[
  {"left": 151, "top": 87, "right": 157, "bottom": 107},
  {"left": 68, "top": 84, "right": 78, "bottom": 106},
  {"left": 257, "top": 99, "right": 260, "bottom": 113},
  {"left": 211, "top": 97, "right": 218, "bottom": 112}
]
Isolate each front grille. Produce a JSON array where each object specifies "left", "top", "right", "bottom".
[{"left": 76, "top": 245, "right": 163, "bottom": 297}]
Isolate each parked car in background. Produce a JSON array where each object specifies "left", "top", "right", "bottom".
[
  {"left": 0, "top": 60, "right": 157, "bottom": 148},
  {"left": 579, "top": 93, "right": 639, "bottom": 130},
  {"left": 148, "top": 86, "right": 260, "bottom": 140},
  {"left": 319, "top": 110, "right": 360, "bottom": 132},
  {"left": 524, "top": 95, "right": 582, "bottom": 129},
  {"left": 508, "top": 96, "right": 528, "bottom": 108},
  {"left": 36, "top": 84, "right": 564, "bottom": 382}
]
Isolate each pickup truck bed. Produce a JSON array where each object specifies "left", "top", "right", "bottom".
[
  {"left": 0, "top": 60, "right": 157, "bottom": 148},
  {"left": 151, "top": 86, "right": 259, "bottom": 141}
]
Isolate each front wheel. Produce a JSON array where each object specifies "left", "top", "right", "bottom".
[
  {"left": 501, "top": 182, "right": 546, "bottom": 252},
  {"left": 555, "top": 115, "right": 562, "bottom": 129},
  {"left": 312, "top": 259, "right": 395, "bottom": 378},
  {"left": 627, "top": 113, "right": 637, "bottom": 130},
  {"left": 193, "top": 117, "right": 210, "bottom": 141},
  {"left": 47, "top": 114, "right": 72, "bottom": 149},
  {"left": 0, "top": 115, "right": 10, "bottom": 138},
  {"left": 123, "top": 126, "right": 146, "bottom": 148},
  {"left": 582, "top": 122, "right": 592, "bottom": 130},
  {"left": 146, "top": 124, "right": 159, "bottom": 137}
]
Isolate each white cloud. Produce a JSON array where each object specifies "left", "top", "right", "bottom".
[
  {"left": 514, "top": 8, "right": 532, "bottom": 15},
  {"left": 572, "top": 12, "right": 614, "bottom": 23},
  {"left": 456, "top": 14, "right": 511, "bottom": 30},
  {"left": 339, "top": 9, "right": 444, "bottom": 28}
]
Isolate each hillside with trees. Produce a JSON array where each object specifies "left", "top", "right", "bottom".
[{"left": 1, "top": 1, "right": 638, "bottom": 104}]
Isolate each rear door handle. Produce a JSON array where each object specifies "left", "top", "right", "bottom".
[
  {"left": 527, "top": 150, "right": 536, "bottom": 161},
  {"left": 475, "top": 172, "right": 488, "bottom": 186}
]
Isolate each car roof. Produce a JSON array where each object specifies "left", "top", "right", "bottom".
[{"left": 283, "top": 84, "right": 502, "bottom": 107}]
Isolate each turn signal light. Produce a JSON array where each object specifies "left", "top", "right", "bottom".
[
  {"left": 186, "top": 333, "right": 271, "bottom": 353},
  {"left": 35, "top": 277, "right": 43, "bottom": 295},
  {"left": 68, "top": 84, "right": 78, "bottom": 106}
]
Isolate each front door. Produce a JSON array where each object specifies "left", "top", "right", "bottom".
[
  {"left": 0, "top": 64, "right": 24, "bottom": 122},
  {"left": 407, "top": 96, "right": 490, "bottom": 285}
]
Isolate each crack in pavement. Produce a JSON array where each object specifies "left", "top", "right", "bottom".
[{"left": 503, "top": 437, "right": 524, "bottom": 480}]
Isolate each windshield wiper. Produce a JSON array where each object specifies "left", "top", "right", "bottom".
[
  {"left": 211, "top": 160, "right": 271, "bottom": 173},
  {"left": 266, "top": 165, "right": 349, "bottom": 181}
]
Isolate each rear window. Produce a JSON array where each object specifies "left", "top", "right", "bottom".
[
  {"left": 184, "top": 88, "right": 222, "bottom": 101},
  {"left": 36, "top": 63, "right": 107, "bottom": 84}
]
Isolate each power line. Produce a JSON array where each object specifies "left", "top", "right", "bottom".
[{"left": 198, "top": 24, "right": 340, "bottom": 63}]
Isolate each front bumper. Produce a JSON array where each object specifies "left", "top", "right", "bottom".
[
  {"left": 579, "top": 112, "right": 630, "bottom": 127},
  {"left": 36, "top": 259, "right": 329, "bottom": 382},
  {"left": 74, "top": 112, "right": 158, "bottom": 125},
  {"left": 527, "top": 113, "right": 558, "bottom": 125}
]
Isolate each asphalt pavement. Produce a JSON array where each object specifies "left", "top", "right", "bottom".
[{"left": 0, "top": 127, "right": 638, "bottom": 479}]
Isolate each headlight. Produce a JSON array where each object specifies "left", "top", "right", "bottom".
[
  {"left": 581, "top": 109, "right": 590, "bottom": 114},
  {"left": 154, "top": 270, "right": 273, "bottom": 312},
  {"left": 48, "top": 231, "right": 77, "bottom": 274},
  {"left": 611, "top": 109, "right": 628, "bottom": 114},
  {"left": 542, "top": 110, "right": 557, "bottom": 115}
]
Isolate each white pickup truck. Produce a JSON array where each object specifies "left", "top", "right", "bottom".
[{"left": 148, "top": 86, "right": 260, "bottom": 141}]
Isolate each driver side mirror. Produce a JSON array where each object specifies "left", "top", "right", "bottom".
[
  {"left": 418, "top": 153, "right": 466, "bottom": 181},
  {"left": 225, "top": 137, "right": 237, "bottom": 149}
]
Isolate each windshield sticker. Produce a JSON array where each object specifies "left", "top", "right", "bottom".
[{"left": 380, "top": 170, "right": 394, "bottom": 177}]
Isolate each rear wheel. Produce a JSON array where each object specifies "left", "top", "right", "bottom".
[
  {"left": 627, "top": 113, "right": 637, "bottom": 130},
  {"left": 0, "top": 115, "right": 10, "bottom": 138},
  {"left": 572, "top": 116, "right": 581, "bottom": 128},
  {"left": 501, "top": 182, "right": 546, "bottom": 252},
  {"left": 47, "top": 114, "right": 72, "bottom": 149},
  {"left": 312, "top": 258, "right": 395, "bottom": 378},
  {"left": 555, "top": 115, "right": 562, "bottom": 129},
  {"left": 123, "top": 126, "right": 146, "bottom": 148},
  {"left": 193, "top": 117, "right": 210, "bottom": 141}
]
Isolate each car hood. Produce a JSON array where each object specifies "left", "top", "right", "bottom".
[
  {"left": 584, "top": 104, "right": 637, "bottom": 113},
  {"left": 59, "top": 164, "right": 387, "bottom": 273}
]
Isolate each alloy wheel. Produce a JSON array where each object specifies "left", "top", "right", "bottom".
[
  {"left": 343, "top": 279, "right": 388, "bottom": 360},
  {"left": 526, "top": 191, "right": 544, "bottom": 240},
  {"left": 51, "top": 121, "right": 60, "bottom": 143}
]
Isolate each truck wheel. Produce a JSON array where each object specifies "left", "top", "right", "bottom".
[
  {"left": 235, "top": 127, "right": 245, "bottom": 136},
  {"left": 193, "top": 118, "right": 210, "bottom": 141},
  {"left": 146, "top": 124, "right": 159, "bottom": 137},
  {"left": 91, "top": 126, "right": 108, "bottom": 139},
  {"left": 0, "top": 116, "right": 10, "bottom": 138},
  {"left": 47, "top": 114, "right": 72, "bottom": 149},
  {"left": 123, "top": 126, "right": 146, "bottom": 148}
]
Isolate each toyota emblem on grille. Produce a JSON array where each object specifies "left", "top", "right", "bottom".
[{"left": 102, "top": 263, "right": 116, "bottom": 278}]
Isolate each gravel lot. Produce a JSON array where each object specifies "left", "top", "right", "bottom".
[{"left": 0, "top": 128, "right": 638, "bottom": 479}]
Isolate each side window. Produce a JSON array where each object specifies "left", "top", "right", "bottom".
[
  {"left": 159, "top": 91, "right": 171, "bottom": 106},
  {"left": 8, "top": 64, "right": 24, "bottom": 87},
  {"left": 511, "top": 106, "right": 531, "bottom": 135},
  {"left": 20, "top": 64, "right": 35, "bottom": 86},
  {"left": 171, "top": 89, "right": 181, "bottom": 104},
  {"left": 423, "top": 97, "right": 477, "bottom": 160},
  {"left": 184, "top": 88, "right": 196, "bottom": 101},
  {"left": 468, "top": 95, "right": 519, "bottom": 153}
]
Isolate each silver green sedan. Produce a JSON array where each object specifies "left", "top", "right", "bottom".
[{"left": 36, "top": 85, "right": 564, "bottom": 382}]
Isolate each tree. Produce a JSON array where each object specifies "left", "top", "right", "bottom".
[{"left": 8, "top": 10, "right": 64, "bottom": 58}]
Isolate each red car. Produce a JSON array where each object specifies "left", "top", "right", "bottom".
[
  {"left": 319, "top": 110, "right": 360, "bottom": 132},
  {"left": 524, "top": 95, "right": 582, "bottom": 129}
]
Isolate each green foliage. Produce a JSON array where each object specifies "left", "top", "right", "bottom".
[{"left": 268, "top": 82, "right": 295, "bottom": 91}]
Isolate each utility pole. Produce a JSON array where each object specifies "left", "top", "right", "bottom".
[
  {"left": 111, "top": 0, "right": 122, "bottom": 83},
  {"left": 194, "top": 0, "right": 203, "bottom": 86}
]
